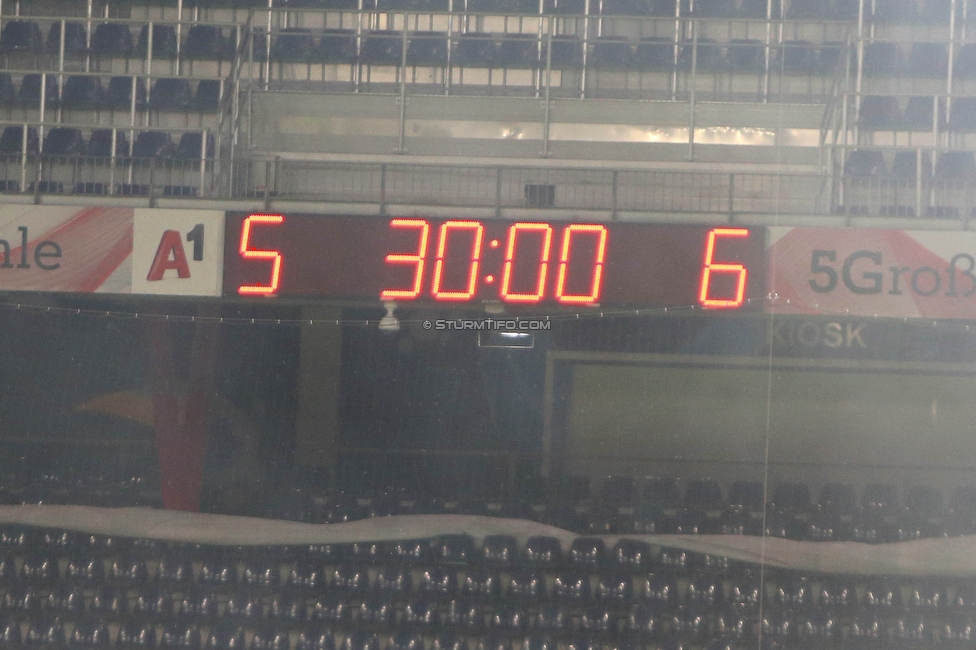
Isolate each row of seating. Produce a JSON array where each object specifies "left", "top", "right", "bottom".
[
  {"left": 0, "top": 127, "right": 214, "bottom": 159},
  {"left": 0, "top": 21, "right": 231, "bottom": 60},
  {"left": 0, "top": 74, "right": 222, "bottom": 111},
  {"left": 845, "top": 150, "right": 976, "bottom": 179}
]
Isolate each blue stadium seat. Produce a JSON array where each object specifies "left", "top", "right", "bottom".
[
  {"left": 106, "top": 76, "right": 147, "bottom": 109},
  {"left": 315, "top": 29, "right": 357, "bottom": 63},
  {"left": 678, "top": 39, "right": 721, "bottom": 71},
  {"left": 136, "top": 24, "right": 178, "bottom": 58},
  {"left": 589, "top": 37, "right": 632, "bottom": 69},
  {"left": 43, "top": 128, "right": 85, "bottom": 156},
  {"left": 909, "top": 42, "right": 948, "bottom": 75},
  {"left": 361, "top": 31, "right": 404, "bottom": 65},
  {"left": 61, "top": 75, "right": 105, "bottom": 108},
  {"left": 1, "top": 20, "right": 43, "bottom": 52},
  {"left": 194, "top": 80, "right": 222, "bottom": 111},
  {"left": 87, "top": 129, "right": 129, "bottom": 157},
  {"left": 547, "top": 36, "right": 583, "bottom": 68},
  {"left": 892, "top": 150, "right": 931, "bottom": 180},
  {"left": 0, "top": 74, "right": 15, "bottom": 105},
  {"left": 0, "top": 127, "right": 39, "bottom": 155},
  {"left": 729, "top": 480, "right": 763, "bottom": 510},
  {"left": 150, "top": 78, "right": 192, "bottom": 110},
  {"left": 935, "top": 151, "right": 976, "bottom": 179},
  {"left": 845, "top": 150, "right": 886, "bottom": 177},
  {"left": 91, "top": 23, "right": 134, "bottom": 56},
  {"left": 858, "top": 95, "right": 900, "bottom": 129},
  {"left": 185, "top": 25, "right": 227, "bottom": 59},
  {"left": 47, "top": 22, "right": 88, "bottom": 55},
  {"left": 497, "top": 34, "right": 539, "bottom": 68},
  {"left": 251, "top": 627, "right": 291, "bottom": 650},
  {"left": 902, "top": 95, "right": 944, "bottom": 131},
  {"left": 273, "top": 28, "right": 316, "bottom": 61},
  {"left": 406, "top": 32, "right": 449, "bottom": 66},
  {"left": 871, "top": 0, "right": 916, "bottom": 21},
  {"left": 19, "top": 74, "right": 60, "bottom": 107},
  {"left": 132, "top": 131, "right": 176, "bottom": 159},
  {"left": 860, "top": 42, "right": 902, "bottom": 74},
  {"left": 454, "top": 33, "right": 497, "bottom": 67},
  {"left": 178, "top": 132, "right": 215, "bottom": 159},
  {"left": 948, "top": 97, "right": 976, "bottom": 131},
  {"left": 726, "top": 39, "right": 763, "bottom": 72},
  {"left": 955, "top": 43, "right": 976, "bottom": 77},
  {"left": 816, "top": 41, "right": 846, "bottom": 73}
]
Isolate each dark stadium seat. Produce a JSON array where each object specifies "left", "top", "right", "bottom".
[
  {"left": 1, "top": 20, "right": 43, "bottom": 52},
  {"left": 920, "top": 0, "right": 952, "bottom": 21},
  {"left": 47, "top": 22, "right": 87, "bottom": 55},
  {"left": 87, "top": 129, "right": 129, "bottom": 157},
  {"left": 634, "top": 36, "right": 674, "bottom": 70},
  {"left": 729, "top": 480, "right": 763, "bottom": 510},
  {"left": 206, "top": 623, "right": 246, "bottom": 650},
  {"left": 497, "top": 34, "right": 539, "bottom": 68},
  {"left": 90, "top": 585, "right": 129, "bottom": 616},
  {"left": 568, "top": 537, "right": 605, "bottom": 570},
  {"left": 151, "top": 78, "right": 193, "bottom": 110},
  {"left": 599, "top": 0, "right": 649, "bottom": 15},
  {"left": 778, "top": 40, "right": 816, "bottom": 71},
  {"left": 435, "top": 534, "right": 476, "bottom": 564},
  {"left": 137, "top": 24, "right": 179, "bottom": 58},
  {"left": 904, "top": 485, "right": 941, "bottom": 515},
  {"left": 455, "top": 33, "right": 497, "bottom": 67},
  {"left": 61, "top": 75, "right": 105, "bottom": 108},
  {"left": 870, "top": 0, "right": 916, "bottom": 21},
  {"left": 689, "top": 0, "right": 729, "bottom": 16},
  {"left": 892, "top": 150, "right": 931, "bottom": 180},
  {"left": 194, "top": 80, "right": 222, "bottom": 111},
  {"left": 858, "top": 95, "right": 901, "bottom": 129},
  {"left": 678, "top": 39, "right": 721, "bottom": 71},
  {"left": 948, "top": 97, "right": 976, "bottom": 131},
  {"left": 845, "top": 150, "right": 887, "bottom": 177},
  {"left": 684, "top": 478, "right": 723, "bottom": 509},
  {"left": 131, "top": 131, "right": 176, "bottom": 159},
  {"left": 861, "top": 41, "right": 903, "bottom": 74},
  {"left": 273, "top": 28, "right": 316, "bottom": 61},
  {"left": 116, "top": 623, "right": 154, "bottom": 648},
  {"left": 316, "top": 29, "right": 357, "bottom": 63},
  {"left": 955, "top": 43, "right": 976, "bottom": 77},
  {"left": 542, "top": 36, "right": 583, "bottom": 70},
  {"left": 816, "top": 41, "right": 846, "bottom": 73},
  {"left": 831, "top": 0, "right": 861, "bottom": 19},
  {"left": 43, "top": 128, "right": 85, "bottom": 156},
  {"left": 599, "top": 475, "right": 636, "bottom": 507},
  {"left": 589, "top": 37, "right": 632, "bottom": 69},
  {"left": 642, "top": 476, "right": 680, "bottom": 507},
  {"left": 0, "top": 74, "right": 14, "bottom": 105},
  {"left": 726, "top": 39, "right": 764, "bottom": 72},
  {"left": 909, "top": 42, "right": 949, "bottom": 75},
  {"left": 406, "top": 32, "right": 449, "bottom": 66},
  {"left": 862, "top": 483, "right": 899, "bottom": 512},
  {"left": 362, "top": 30, "right": 404, "bottom": 65},
  {"left": 770, "top": 481, "right": 810, "bottom": 512},
  {"left": 902, "top": 95, "right": 944, "bottom": 131},
  {"left": 19, "top": 74, "right": 60, "bottom": 107},
  {"left": 0, "top": 126, "right": 39, "bottom": 155},
  {"left": 106, "top": 76, "right": 147, "bottom": 109},
  {"left": 935, "top": 151, "right": 976, "bottom": 179},
  {"left": 185, "top": 25, "right": 227, "bottom": 59},
  {"left": 864, "top": 580, "right": 904, "bottom": 610},
  {"left": 481, "top": 535, "right": 517, "bottom": 567},
  {"left": 70, "top": 617, "right": 112, "bottom": 647},
  {"left": 686, "top": 574, "right": 723, "bottom": 608},
  {"left": 524, "top": 536, "right": 562, "bottom": 568},
  {"left": 159, "top": 622, "right": 201, "bottom": 649},
  {"left": 91, "top": 23, "right": 134, "bottom": 56},
  {"left": 545, "top": 0, "right": 586, "bottom": 14},
  {"left": 818, "top": 482, "right": 857, "bottom": 514}
]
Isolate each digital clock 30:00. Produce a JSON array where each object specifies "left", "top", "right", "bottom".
[{"left": 223, "top": 214, "right": 763, "bottom": 310}]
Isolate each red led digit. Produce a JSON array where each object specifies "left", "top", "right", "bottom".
[
  {"left": 380, "top": 219, "right": 431, "bottom": 300},
  {"left": 699, "top": 227, "right": 750, "bottom": 309},
  {"left": 237, "top": 214, "right": 285, "bottom": 296},
  {"left": 500, "top": 222, "right": 553, "bottom": 303},
  {"left": 555, "top": 224, "right": 608, "bottom": 305},
  {"left": 430, "top": 220, "right": 485, "bottom": 301}
]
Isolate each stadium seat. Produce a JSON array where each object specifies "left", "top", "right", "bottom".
[
  {"left": 106, "top": 76, "right": 147, "bottom": 109},
  {"left": 589, "top": 37, "right": 632, "bottom": 69},
  {"left": 137, "top": 24, "right": 179, "bottom": 58},
  {"left": 0, "top": 20, "right": 43, "bottom": 53},
  {"left": 315, "top": 29, "right": 357, "bottom": 63},
  {"left": 184, "top": 25, "right": 227, "bottom": 59},
  {"left": 268, "top": 593, "right": 305, "bottom": 622},
  {"left": 684, "top": 478, "right": 723, "bottom": 509},
  {"left": 0, "top": 74, "right": 16, "bottom": 105},
  {"left": 362, "top": 30, "right": 404, "bottom": 65},
  {"left": 871, "top": 0, "right": 916, "bottom": 21},
  {"left": 816, "top": 41, "right": 846, "bottom": 73},
  {"left": 641, "top": 476, "right": 680, "bottom": 507},
  {"left": 920, "top": 0, "right": 952, "bottom": 21},
  {"left": 568, "top": 537, "right": 605, "bottom": 569},
  {"left": 132, "top": 131, "right": 176, "bottom": 159},
  {"left": 599, "top": 0, "right": 648, "bottom": 15},
  {"left": 86, "top": 129, "right": 129, "bottom": 157},
  {"left": 902, "top": 95, "right": 944, "bottom": 131},
  {"left": 845, "top": 150, "right": 887, "bottom": 177},
  {"left": 948, "top": 97, "right": 976, "bottom": 130},
  {"left": 689, "top": 0, "right": 729, "bottom": 16},
  {"left": 0, "top": 126, "right": 39, "bottom": 155},
  {"left": 406, "top": 32, "right": 449, "bottom": 66},
  {"left": 861, "top": 41, "right": 903, "bottom": 74},
  {"left": 90, "top": 585, "right": 129, "bottom": 615},
  {"left": 19, "top": 74, "right": 60, "bottom": 107},
  {"left": 150, "top": 78, "right": 193, "bottom": 110},
  {"left": 864, "top": 580, "right": 904, "bottom": 610},
  {"left": 91, "top": 23, "right": 134, "bottom": 56},
  {"left": 159, "top": 623, "right": 201, "bottom": 648},
  {"left": 736, "top": 0, "right": 768, "bottom": 17},
  {"left": 729, "top": 480, "right": 763, "bottom": 510},
  {"left": 726, "top": 39, "right": 764, "bottom": 72},
  {"left": 273, "top": 28, "right": 316, "bottom": 61},
  {"left": 599, "top": 475, "right": 636, "bottom": 507},
  {"left": 455, "top": 33, "right": 496, "bottom": 67},
  {"left": 545, "top": 0, "right": 586, "bottom": 13},
  {"left": 862, "top": 483, "right": 899, "bottom": 512},
  {"left": 61, "top": 75, "right": 105, "bottom": 108},
  {"left": 892, "top": 150, "right": 932, "bottom": 180},
  {"left": 909, "top": 42, "right": 949, "bottom": 75},
  {"left": 435, "top": 534, "right": 476, "bottom": 564},
  {"left": 634, "top": 36, "right": 674, "bottom": 70},
  {"left": 955, "top": 43, "right": 976, "bottom": 77},
  {"left": 935, "top": 151, "right": 976, "bottom": 179},
  {"left": 778, "top": 40, "right": 817, "bottom": 71},
  {"left": 497, "top": 34, "right": 539, "bottom": 68},
  {"left": 818, "top": 482, "right": 857, "bottom": 514},
  {"left": 46, "top": 22, "right": 87, "bottom": 55},
  {"left": 678, "top": 39, "right": 721, "bottom": 71},
  {"left": 43, "top": 128, "right": 85, "bottom": 156},
  {"left": 69, "top": 618, "right": 112, "bottom": 647},
  {"left": 194, "top": 80, "right": 222, "bottom": 111}
]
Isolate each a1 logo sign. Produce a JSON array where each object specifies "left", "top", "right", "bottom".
[{"left": 132, "top": 209, "right": 223, "bottom": 296}]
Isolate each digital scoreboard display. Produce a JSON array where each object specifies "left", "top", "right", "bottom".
[{"left": 222, "top": 214, "right": 765, "bottom": 309}]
